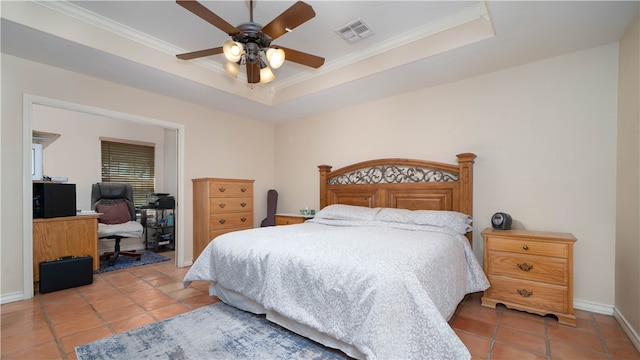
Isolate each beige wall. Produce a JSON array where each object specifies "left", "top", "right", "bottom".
[
  {"left": 1, "top": 54, "right": 275, "bottom": 300},
  {"left": 616, "top": 12, "right": 640, "bottom": 346},
  {"left": 275, "top": 43, "right": 619, "bottom": 311}
]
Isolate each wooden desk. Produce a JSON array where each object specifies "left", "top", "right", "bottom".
[{"left": 33, "top": 215, "right": 99, "bottom": 282}]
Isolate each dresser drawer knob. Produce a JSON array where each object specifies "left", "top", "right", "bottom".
[
  {"left": 517, "top": 288, "right": 533, "bottom": 297},
  {"left": 218, "top": 219, "right": 226, "bottom": 224},
  {"left": 218, "top": 187, "right": 226, "bottom": 192},
  {"left": 522, "top": 245, "right": 529, "bottom": 250},
  {"left": 240, "top": 217, "right": 247, "bottom": 222},
  {"left": 240, "top": 202, "right": 247, "bottom": 207},
  {"left": 241, "top": 188, "right": 247, "bottom": 192},
  {"left": 517, "top": 263, "right": 534, "bottom": 272},
  {"left": 218, "top": 203, "right": 226, "bottom": 208}
]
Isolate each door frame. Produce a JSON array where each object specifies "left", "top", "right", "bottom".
[{"left": 22, "top": 94, "right": 186, "bottom": 298}]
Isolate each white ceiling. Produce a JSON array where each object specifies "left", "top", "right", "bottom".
[{"left": 2, "top": 1, "right": 638, "bottom": 123}]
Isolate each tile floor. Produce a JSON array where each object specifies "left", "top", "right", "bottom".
[
  {"left": 1, "top": 251, "right": 218, "bottom": 359},
  {"left": 1, "top": 251, "right": 639, "bottom": 359},
  {"left": 451, "top": 292, "right": 640, "bottom": 359}
]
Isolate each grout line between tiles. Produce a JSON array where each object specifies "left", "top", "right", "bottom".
[
  {"left": 37, "top": 288, "right": 78, "bottom": 360},
  {"left": 543, "top": 316, "right": 551, "bottom": 360},
  {"left": 590, "top": 312, "right": 613, "bottom": 360}
]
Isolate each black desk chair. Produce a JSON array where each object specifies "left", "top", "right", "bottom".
[{"left": 91, "top": 183, "right": 144, "bottom": 266}]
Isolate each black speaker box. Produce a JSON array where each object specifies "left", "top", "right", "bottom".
[{"left": 39, "top": 256, "right": 93, "bottom": 294}]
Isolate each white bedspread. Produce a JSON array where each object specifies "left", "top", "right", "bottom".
[{"left": 184, "top": 220, "right": 488, "bottom": 360}]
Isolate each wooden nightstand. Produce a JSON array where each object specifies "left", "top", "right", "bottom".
[
  {"left": 275, "top": 214, "right": 312, "bottom": 225},
  {"left": 481, "top": 228, "right": 577, "bottom": 326}
]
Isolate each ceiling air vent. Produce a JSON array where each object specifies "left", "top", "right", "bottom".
[{"left": 335, "top": 18, "right": 374, "bottom": 43}]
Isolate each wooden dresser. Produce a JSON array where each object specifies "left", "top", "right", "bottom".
[
  {"left": 481, "top": 228, "right": 577, "bottom": 326},
  {"left": 192, "top": 178, "right": 254, "bottom": 261},
  {"left": 33, "top": 215, "right": 100, "bottom": 282}
]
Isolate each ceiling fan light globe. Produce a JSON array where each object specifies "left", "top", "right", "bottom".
[
  {"left": 259, "top": 66, "right": 275, "bottom": 83},
  {"left": 266, "top": 48, "right": 285, "bottom": 69},
  {"left": 224, "top": 61, "right": 240, "bottom": 78},
  {"left": 223, "top": 40, "right": 243, "bottom": 62}
]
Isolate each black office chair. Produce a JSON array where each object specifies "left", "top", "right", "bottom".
[{"left": 91, "top": 183, "right": 144, "bottom": 266}]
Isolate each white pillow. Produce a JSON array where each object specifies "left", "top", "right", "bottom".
[
  {"left": 313, "top": 204, "right": 381, "bottom": 221},
  {"left": 376, "top": 208, "right": 472, "bottom": 234},
  {"left": 315, "top": 204, "right": 472, "bottom": 235}
]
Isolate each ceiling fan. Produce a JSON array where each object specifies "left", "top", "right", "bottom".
[{"left": 176, "top": 0, "right": 325, "bottom": 84}]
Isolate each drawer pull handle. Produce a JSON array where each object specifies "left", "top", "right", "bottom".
[
  {"left": 240, "top": 202, "right": 247, "bottom": 207},
  {"left": 522, "top": 245, "right": 529, "bottom": 250},
  {"left": 240, "top": 217, "right": 247, "bottom": 222},
  {"left": 218, "top": 219, "right": 226, "bottom": 224},
  {"left": 517, "top": 263, "right": 534, "bottom": 272},
  {"left": 218, "top": 203, "right": 226, "bottom": 208},
  {"left": 218, "top": 187, "right": 226, "bottom": 192},
  {"left": 241, "top": 188, "right": 247, "bottom": 193},
  {"left": 517, "top": 288, "right": 533, "bottom": 297}
]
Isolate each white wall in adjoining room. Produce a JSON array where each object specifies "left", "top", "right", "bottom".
[
  {"left": 32, "top": 104, "right": 168, "bottom": 211},
  {"left": 274, "top": 43, "right": 619, "bottom": 310},
  {"left": 32, "top": 104, "right": 170, "bottom": 253}
]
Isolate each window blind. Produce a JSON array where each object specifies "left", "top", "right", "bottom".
[{"left": 101, "top": 140, "right": 155, "bottom": 206}]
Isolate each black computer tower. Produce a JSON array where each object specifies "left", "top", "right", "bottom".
[{"left": 33, "top": 182, "right": 77, "bottom": 218}]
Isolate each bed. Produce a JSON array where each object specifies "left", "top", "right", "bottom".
[{"left": 184, "top": 153, "right": 489, "bottom": 359}]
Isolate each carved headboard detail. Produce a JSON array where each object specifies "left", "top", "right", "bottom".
[{"left": 318, "top": 153, "right": 476, "bottom": 240}]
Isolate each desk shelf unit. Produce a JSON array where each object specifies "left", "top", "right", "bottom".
[{"left": 143, "top": 208, "right": 175, "bottom": 251}]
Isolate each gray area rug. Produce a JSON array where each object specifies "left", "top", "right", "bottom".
[
  {"left": 75, "top": 302, "right": 346, "bottom": 359},
  {"left": 97, "top": 251, "right": 170, "bottom": 273}
]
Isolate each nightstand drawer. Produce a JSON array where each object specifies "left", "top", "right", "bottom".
[
  {"left": 487, "top": 237, "right": 568, "bottom": 258},
  {"left": 486, "top": 275, "right": 567, "bottom": 313},
  {"left": 487, "top": 251, "right": 568, "bottom": 285},
  {"left": 275, "top": 214, "right": 309, "bottom": 225}
]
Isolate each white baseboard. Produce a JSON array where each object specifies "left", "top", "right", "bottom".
[
  {"left": 574, "top": 299, "right": 640, "bottom": 352},
  {"left": 0, "top": 291, "right": 30, "bottom": 304},
  {"left": 574, "top": 298, "right": 615, "bottom": 315},
  {"left": 614, "top": 307, "right": 640, "bottom": 352}
]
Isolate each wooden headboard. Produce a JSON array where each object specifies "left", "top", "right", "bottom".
[{"left": 318, "top": 153, "right": 476, "bottom": 240}]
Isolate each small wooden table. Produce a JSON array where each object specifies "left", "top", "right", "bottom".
[{"left": 33, "top": 215, "right": 99, "bottom": 283}]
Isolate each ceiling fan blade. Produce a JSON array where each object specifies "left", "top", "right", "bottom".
[
  {"left": 176, "top": 47, "right": 223, "bottom": 60},
  {"left": 261, "top": 1, "right": 316, "bottom": 41},
  {"left": 246, "top": 62, "right": 260, "bottom": 84},
  {"left": 277, "top": 46, "right": 324, "bottom": 68},
  {"left": 176, "top": 0, "right": 240, "bottom": 35}
]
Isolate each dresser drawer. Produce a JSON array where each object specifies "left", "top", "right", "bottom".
[
  {"left": 487, "top": 251, "right": 568, "bottom": 285},
  {"left": 210, "top": 212, "right": 253, "bottom": 229},
  {"left": 486, "top": 275, "right": 568, "bottom": 313},
  {"left": 487, "top": 237, "right": 568, "bottom": 258},
  {"left": 209, "top": 182, "right": 253, "bottom": 198},
  {"left": 209, "top": 197, "right": 253, "bottom": 213},
  {"left": 209, "top": 226, "right": 251, "bottom": 242}
]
